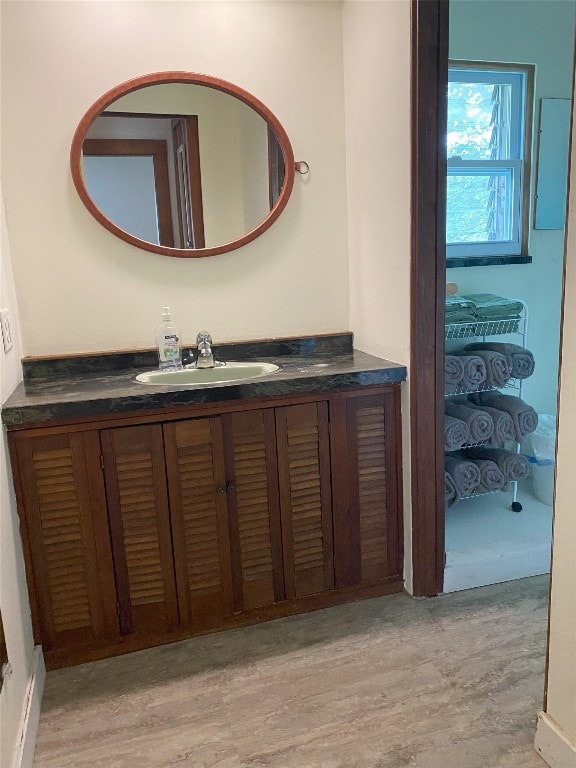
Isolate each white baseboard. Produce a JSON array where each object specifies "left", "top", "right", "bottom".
[
  {"left": 11, "top": 646, "right": 45, "bottom": 768},
  {"left": 535, "top": 711, "right": 576, "bottom": 768}
]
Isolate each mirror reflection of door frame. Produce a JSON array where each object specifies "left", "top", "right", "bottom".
[
  {"left": 171, "top": 116, "right": 205, "bottom": 249},
  {"left": 410, "top": 0, "right": 449, "bottom": 597},
  {"left": 0, "top": 610, "right": 8, "bottom": 692},
  {"left": 268, "top": 126, "right": 285, "bottom": 209},
  {"left": 83, "top": 138, "right": 175, "bottom": 247}
]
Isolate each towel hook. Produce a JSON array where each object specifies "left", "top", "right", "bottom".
[{"left": 295, "top": 161, "right": 310, "bottom": 175}]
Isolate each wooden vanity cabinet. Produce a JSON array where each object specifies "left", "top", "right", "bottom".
[
  {"left": 100, "top": 424, "right": 179, "bottom": 638},
  {"left": 161, "top": 401, "right": 335, "bottom": 628},
  {"left": 163, "top": 409, "right": 285, "bottom": 628},
  {"left": 10, "top": 431, "right": 120, "bottom": 653},
  {"left": 275, "top": 401, "right": 334, "bottom": 600},
  {"left": 9, "top": 386, "right": 403, "bottom": 668},
  {"left": 331, "top": 390, "right": 402, "bottom": 589}
]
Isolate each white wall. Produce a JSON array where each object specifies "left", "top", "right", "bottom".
[
  {"left": 535, "top": 70, "right": 576, "bottom": 768},
  {"left": 0, "top": 192, "right": 44, "bottom": 768},
  {"left": 449, "top": 0, "right": 575, "bottom": 416},
  {"left": 342, "top": 1, "right": 412, "bottom": 585},
  {"left": 0, "top": 0, "right": 349, "bottom": 356},
  {"left": 1, "top": 0, "right": 416, "bottom": 591}
]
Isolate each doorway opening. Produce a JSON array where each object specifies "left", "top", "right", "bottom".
[{"left": 410, "top": 0, "right": 575, "bottom": 595}]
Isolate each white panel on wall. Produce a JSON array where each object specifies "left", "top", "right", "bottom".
[{"left": 535, "top": 98, "right": 571, "bottom": 230}]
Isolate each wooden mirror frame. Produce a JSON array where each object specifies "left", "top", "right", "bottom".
[{"left": 70, "top": 71, "right": 296, "bottom": 258}]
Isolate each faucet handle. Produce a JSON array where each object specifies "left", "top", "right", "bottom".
[{"left": 196, "top": 331, "right": 212, "bottom": 346}]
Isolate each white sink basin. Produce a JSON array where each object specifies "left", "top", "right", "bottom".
[{"left": 135, "top": 362, "right": 281, "bottom": 386}]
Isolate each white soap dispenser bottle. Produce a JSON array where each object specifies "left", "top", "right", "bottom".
[{"left": 156, "top": 307, "right": 182, "bottom": 371}]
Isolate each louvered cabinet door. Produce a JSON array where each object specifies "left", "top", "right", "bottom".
[
  {"left": 223, "top": 409, "right": 284, "bottom": 611},
  {"left": 101, "top": 425, "right": 179, "bottom": 636},
  {"left": 11, "top": 431, "right": 119, "bottom": 652},
  {"left": 330, "top": 389, "right": 403, "bottom": 589},
  {"left": 275, "top": 402, "right": 334, "bottom": 598},
  {"left": 163, "top": 418, "right": 234, "bottom": 629}
]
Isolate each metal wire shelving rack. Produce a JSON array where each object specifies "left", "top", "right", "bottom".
[{"left": 445, "top": 301, "right": 529, "bottom": 511}]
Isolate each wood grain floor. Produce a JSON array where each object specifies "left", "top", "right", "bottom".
[{"left": 33, "top": 575, "right": 550, "bottom": 768}]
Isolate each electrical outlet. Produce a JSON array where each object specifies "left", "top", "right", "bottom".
[{"left": 0, "top": 309, "right": 14, "bottom": 353}]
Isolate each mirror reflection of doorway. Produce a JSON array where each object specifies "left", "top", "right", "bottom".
[
  {"left": 171, "top": 116, "right": 205, "bottom": 248},
  {"left": 83, "top": 137, "right": 176, "bottom": 246},
  {"left": 83, "top": 112, "right": 206, "bottom": 249},
  {"left": 0, "top": 610, "right": 8, "bottom": 692}
]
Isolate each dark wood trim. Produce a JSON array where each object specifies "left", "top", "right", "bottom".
[
  {"left": 11, "top": 436, "right": 57, "bottom": 647},
  {"left": 268, "top": 126, "right": 284, "bottom": 209},
  {"left": 410, "top": 0, "right": 448, "bottom": 596},
  {"left": 7, "top": 436, "right": 43, "bottom": 645},
  {"left": 70, "top": 71, "right": 295, "bottom": 259},
  {"left": 100, "top": 111, "right": 186, "bottom": 120},
  {"left": 262, "top": 408, "right": 286, "bottom": 603},
  {"left": 385, "top": 385, "right": 403, "bottom": 579},
  {"left": 171, "top": 116, "right": 205, "bottom": 248},
  {"left": 83, "top": 138, "right": 174, "bottom": 247},
  {"left": 317, "top": 401, "right": 335, "bottom": 591},
  {"left": 183, "top": 116, "right": 205, "bottom": 248}
]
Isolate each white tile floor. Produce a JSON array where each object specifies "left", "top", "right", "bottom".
[{"left": 444, "top": 479, "right": 552, "bottom": 593}]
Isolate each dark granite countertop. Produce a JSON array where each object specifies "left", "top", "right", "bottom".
[{"left": 1, "top": 334, "right": 406, "bottom": 428}]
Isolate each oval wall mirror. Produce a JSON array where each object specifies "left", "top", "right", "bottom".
[{"left": 70, "top": 72, "right": 296, "bottom": 258}]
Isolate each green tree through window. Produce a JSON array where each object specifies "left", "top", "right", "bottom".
[{"left": 447, "top": 64, "right": 529, "bottom": 261}]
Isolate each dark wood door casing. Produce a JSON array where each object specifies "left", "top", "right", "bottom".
[
  {"left": 410, "top": 0, "right": 448, "bottom": 597},
  {"left": 171, "top": 116, "right": 205, "bottom": 248}
]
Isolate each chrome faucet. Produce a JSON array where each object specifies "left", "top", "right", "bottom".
[{"left": 195, "top": 331, "right": 215, "bottom": 368}]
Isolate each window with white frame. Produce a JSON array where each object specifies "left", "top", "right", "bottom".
[{"left": 446, "top": 63, "right": 532, "bottom": 261}]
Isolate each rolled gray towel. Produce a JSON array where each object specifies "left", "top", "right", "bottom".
[
  {"left": 444, "top": 454, "right": 481, "bottom": 497},
  {"left": 466, "top": 349, "right": 511, "bottom": 388},
  {"left": 470, "top": 392, "right": 538, "bottom": 442},
  {"left": 469, "top": 459, "right": 507, "bottom": 493},
  {"left": 450, "top": 353, "right": 487, "bottom": 391},
  {"left": 465, "top": 400, "right": 516, "bottom": 446},
  {"left": 445, "top": 471, "right": 460, "bottom": 509},
  {"left": 463, "top": 446, "right": 529, "bottom": 482},
  {"left": 445, "top": 415, "right": 469, "bottom": 451},
  {"left": 445, "top": 355, "right": 465, "bottom": 394},
  {"left": 445, "top": 400, "right": 493, "bottom": 444},
  {"left": 464, "top": 342, "right": 535, "bottom": 379}
]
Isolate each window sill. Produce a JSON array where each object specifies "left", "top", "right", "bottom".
[{"left": 446, "top": 254, "right": 532, "bottom": 269}]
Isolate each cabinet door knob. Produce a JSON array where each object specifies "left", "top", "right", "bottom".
[
  {"left": 226, "top": 482, "right": 235, "bottom": 492},
  {"left": 216, "top": 484, "right": 226, "bottom": 494}
]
